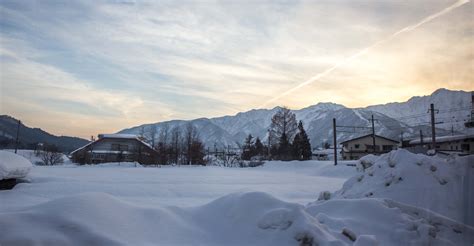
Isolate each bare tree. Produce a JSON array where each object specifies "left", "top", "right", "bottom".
[
  {"left": 138, "top": 126, "right": 145, "bottom": 139},
  {"left": 146, "top": 125, "right": 158, "bottom": 148},
  {"left": 170, "top": 126, "right": 181, "bottom": 164},
  {"left": 157, "top": 124, "right": 170, "bottom": 164},
  {"left": 158, "top": 124, "right": 170, "bottom": 145},
  {"left": 268, "top": 107, "right": 298, "bottom": 160},
  {"left": 40, "top": 145, "right": 64, "bottom": 166},
  {"left": 183, "top": 123, "right": 199, "bottom": 164}
]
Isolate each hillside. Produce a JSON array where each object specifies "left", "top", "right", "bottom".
[{"left": 0, "top": 115, "right": 89, "bottom": 153}]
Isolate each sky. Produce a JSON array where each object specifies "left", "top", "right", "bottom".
[{"left": 1, "top": 0, "right": 473, "bottom": 138}]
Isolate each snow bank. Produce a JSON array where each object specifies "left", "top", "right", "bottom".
[
  {"left": 1, "top": 191, "right": 472, "bottom": 245},
  {"left": 0, "top": 151, "right": 33, "bottom": 180},
  {"left": 330, "top": 149, "right": 473, "bottom": 223},
  {"left": 306, "top": 198, "right": 474, "bottom": 246},
  {"left": 0, "top": 192, "right": 341, "bottom": 245}
]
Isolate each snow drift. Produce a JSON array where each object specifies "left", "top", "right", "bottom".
[
  {"left": 1, "top": 150, "right": 472, "bottom": 245},
  {"left": 1, "top": 191, "right": 472, "bottom": 246},
  {"left": 329, "top": 149, "right": 473, "bottom": 223},
  {"left": 0, "top": 150, "right": 33, "bottom": 180}
]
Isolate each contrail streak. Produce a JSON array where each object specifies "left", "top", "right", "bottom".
[{"left": 259, "top": 0, "right": 470, "bottom": 108}]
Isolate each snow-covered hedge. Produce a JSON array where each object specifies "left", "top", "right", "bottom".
[{"left": 0, "top": 151, "right": 33, "bottom": 180}]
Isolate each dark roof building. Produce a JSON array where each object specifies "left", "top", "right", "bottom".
[{"left": 70, "top": 134, "right": 158, "bottom": 165}]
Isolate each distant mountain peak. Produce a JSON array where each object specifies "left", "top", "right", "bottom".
[
  {"left": 303, "top": 102, "right": 346, "bottom": 111},
  {"left": 119, "top": 88, "right": 470, "bottom": 148}
]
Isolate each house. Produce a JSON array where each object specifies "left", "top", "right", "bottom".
[
  {"left": 408, "top": 134, "right": 474, "bottom": 155},
  {"left": 340, "top": 134, "right": 399, "bottom": 160},
  {"left": 70, "top": 134, "right": 159, "bottom": 165}
]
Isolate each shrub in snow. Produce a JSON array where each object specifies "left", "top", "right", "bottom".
[
  {"left": 0, "top": 151, "right": 33, "bottom": 180},
  {"left": 317, "top": 191, "right": 331, "bottom": 201},
  {"left": 35, "top": 145, "right": 65, "bottom": 166}
]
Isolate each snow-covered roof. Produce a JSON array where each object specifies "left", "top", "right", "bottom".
[
  {"left": 409, "top": 134, "right": 474, "bottom": 145},
  {"left": 70, "top": 133, "right": 156, "bottom": 155},
  {"left": 340, "top": 134, "right": 399, "bottom": 144},
  {"left": 98, "top": 134, "right": 139, "bottom": 139}
]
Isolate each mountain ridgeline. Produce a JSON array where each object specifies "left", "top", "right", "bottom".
[
  {"left": 0, "top": 115, "right": 89, "bottom": 152},
  {"left": 119, "top": 88, "right": 472, "bottom": 149}
]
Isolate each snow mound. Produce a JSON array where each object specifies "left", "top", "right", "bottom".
[
  {"left": 331, "top": 149, "right": 473, "bottom": 222},
  {"left": 307, "top": 198, "right": 474, "bottom": 246},
  {"left": 2, "top": 191, "right": 472, "bottom": 245},
  {"left": 0, "top": 192, "right": 345, "bottom": 245},
  {"left": 0, "top": 151, "right": 33, "bottom": 180}
]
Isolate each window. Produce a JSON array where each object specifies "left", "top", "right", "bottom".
[
  {"left": 354, "top": 144, "right": 360, "bottom": 149},
  {"left": 111, "top": 144, "right": 120, "bottom": 151},
  {"left": 120, "top": 145, "right": 129, "bottom": 151},
  {"left": 112, "top": 144, "right": 129, "bottom": 151},
  {"left": 461, "top": 144, "right": 470, "bottom": 151},
  {"left": 382, "top": 145, "right": 393, "bottom": 151},
  {"left": 92, "top": 153, "right": 106, "bottom": 160}
]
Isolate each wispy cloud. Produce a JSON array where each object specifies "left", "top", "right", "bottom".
[{"left": 0, "top": 0, "right": 472, "bottom": 137}]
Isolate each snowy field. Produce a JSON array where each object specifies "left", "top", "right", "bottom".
[
  {"left": 1, "top": 150, "right": 473, "bottom": 245},
  {"left": 0, "top": 160, "right": 355, "bottom": 211}
]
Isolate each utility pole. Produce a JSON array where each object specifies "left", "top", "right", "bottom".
[
  {"left": 465, "top": 92, "right": 474, "bottom": 128},
  {"left": 371, "top": 115, "right": 376, "bottom": 153},
  {"left": 400, "top": 131, "right": 404, "bottom": 148},
  {"left": 333, "top": 118, "right": 337, "bottom": 166},
  {"left": 419, "top": 130, "right": 424, "bottom": 145},
  {"left": 267, "top": 130, "right": 270, "bottom": 158},
  {"left": 14, "top": 120, "right": 21, "bottom": 154},
  {"left": 429, "top": 103, "right": 437, "bottom": 152}
]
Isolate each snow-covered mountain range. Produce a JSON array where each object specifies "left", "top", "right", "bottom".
[{"left": 119, "top": 89, "right": 472, "bottom": 148}]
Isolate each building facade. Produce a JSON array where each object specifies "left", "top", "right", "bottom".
[
  {"left": 70, "top": 134, "right": 158, "bottom": 165},
  {"left": 341, "top": 134, "right": 399, "bottom": 160},
  {"left": 408, "top": 134, "right": 474, "bottom": 155}
]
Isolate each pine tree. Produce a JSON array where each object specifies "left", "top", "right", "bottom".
[
  {"left": 292, "top": 133, "right": 302, "bottom": 160},
  {"left": 254, "top": 137, "right": 264, "bottom": 157},
  {"left": 278, "top": 133, "right": 292, "bottom": 161},
  {"left": 292, "top": 121, "right": 312, "bottom": 160},
  {"left": 241, "top": 134, "right": 255, "bottom": 160}
]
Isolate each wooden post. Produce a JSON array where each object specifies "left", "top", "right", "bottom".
[
  {"left": 14, "top": 120, "right": 21, "bottom": 154},
  {"left": 430, "top": 103, "right": 436, "bottom": 152},
  {"left": 420, "top": 130, "right": 424, "bottom": 145},
  {"left": 371, "top": 115, "right": 376, "bottom": 153},
  {"left": 400, "top": 131, "right": 403, "bottom": 148},
  {"left": 333, "top": 118, "right": 337, "bottom": 166}
]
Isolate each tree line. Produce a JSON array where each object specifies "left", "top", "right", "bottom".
[
  {"left": 241, "top": 107, "right": 312, "bottom": 161},
  {"left": 141, "top": 123, "right": 206, "bottom": 165},
  {"left": 34, "top": 107, "right": 311, "bottom": 166}
]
